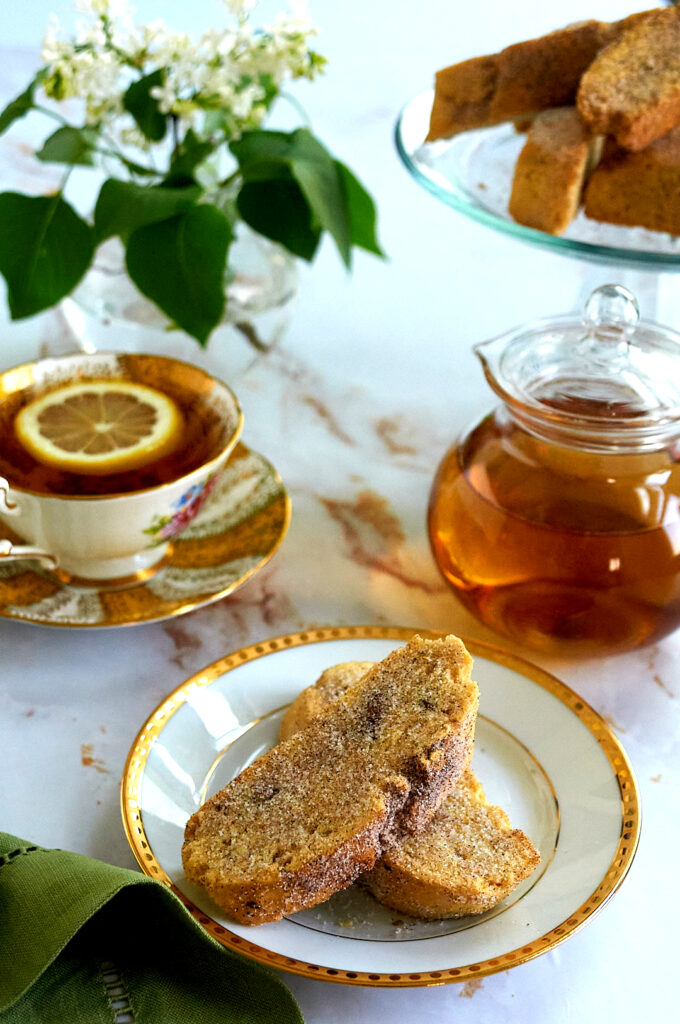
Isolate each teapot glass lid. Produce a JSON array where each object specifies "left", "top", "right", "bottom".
[{"left": 474, "top": 285, "right": 680, "bottom": 450}]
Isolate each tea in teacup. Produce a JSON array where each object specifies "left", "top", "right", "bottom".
[
  {"left": 0, "top": 352, "right": 243, "bottom": 584},
  {"left": 0, "top": 352, "right": 236, "bottom": 498},
  {"left": 14, "top": 378, "right": 184, "bottom": 477}
]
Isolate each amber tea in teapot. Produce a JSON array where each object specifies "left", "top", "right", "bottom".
[{"left": 429, "top": 286, "right": 680, "bottom": 656}]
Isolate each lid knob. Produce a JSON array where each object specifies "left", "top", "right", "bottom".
[{"left": 582, "top": 284, "right": 640, "bottom": 343}]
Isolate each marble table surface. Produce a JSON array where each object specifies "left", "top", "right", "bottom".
[{"left": 0, "top": 2, "right": 677, "bottom": 1021}]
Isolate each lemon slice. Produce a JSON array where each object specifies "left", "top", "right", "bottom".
[{"left": 15, "top": 379, "right": 184, "bottom": 475}]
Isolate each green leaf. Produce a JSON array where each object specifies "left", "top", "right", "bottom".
[
  {"left": 0, "top": 69, "right": 46, "bottom": 136},
  {"left": 123, "top": 69, "right": 167, "bottom": 142},
  {"left": 230, "top": 130, "right": 301, "bottom": 167},
  {"left": 94, "top": 179, "right": 201, "bottom": 243},
  {"left": 231, "top": 158, "right": 295, "bottom": 184},
  {"left": 36, "top": 126, "right": 98, "bottom": 166},
  {"left": 207, "top": 186, "right": 239, "bottom": 224},
  {"left": 231, "top": 129, "right": 356, "bottom": 266},
  {"left": 256, "top": 73, "right": 278, "bottom": 111},
  {"left": 237, "top": 178, "right": 321, "bottom": 261},
  {"left": 286, "top": 131, "right": 352, "bottom": 266},
  {"left": 125, "top": 205, "right": 232, "bottom": 346},
  {"left": 165, "top": 129, "right": 214, "bottom": 187},
  {"left": 202, "top": 109, "right": 228, "bottom": 135},
  {"left": 118, "top": 156, "right": 158, "bottom": 178},
  {"left": 0, "top": 191, "right": 94, "bottom": 319},
  {"left": 335, "top": 160, "right": 384, "bottom": 257}
]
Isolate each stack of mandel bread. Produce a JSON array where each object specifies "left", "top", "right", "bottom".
[
  {"left": 427, "top": 7, "right": 680, "bottom": 236},
  {"left": 182, "top": 635, "right": 540, "bottom": 925}
]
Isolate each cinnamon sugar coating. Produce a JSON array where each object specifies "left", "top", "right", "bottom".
[
  {"left": 278, "top": 661, "right": 374, "bottom": 740},
  {"left": 283, "top": 659, "right": 540, "bottom": 920},
  {"left": 509, "top": 107, "right": 602, "bottom": 235},
  {"left": 578, "top": 8, "right": 680, "bottom": 151},
  {"left": 363, "top": 770, "right": 540, "bottom": 919},
  {"left": 182, "top": 636, "right": 478, "bottom": 924},
  {"left": 427, "top": 10, "right": 656, "bottom": 143},
  {"left": 584, "top": 129, "right": 680, "bottom": 233}
]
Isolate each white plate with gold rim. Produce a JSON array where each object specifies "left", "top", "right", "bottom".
[{"left": 122, "top": 626, "right": 640, "bottom": 987}]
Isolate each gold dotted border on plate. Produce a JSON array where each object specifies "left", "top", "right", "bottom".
[{"left": 120, "top": 624, "right": 641, "bottom": 988}]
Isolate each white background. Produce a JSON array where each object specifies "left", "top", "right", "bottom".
[{"left": 1, "top": 3, "right": 677, "bottom": 1023}]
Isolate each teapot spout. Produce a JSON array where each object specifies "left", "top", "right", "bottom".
[{"left": 472, "top": 333, "right": 509, "bottom": 394}]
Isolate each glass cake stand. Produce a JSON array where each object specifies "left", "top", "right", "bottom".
[{"left": 395, "top": 90, "right": 680, "bottom": 289}]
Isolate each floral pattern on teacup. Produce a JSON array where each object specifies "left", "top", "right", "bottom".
[{"left": 144, "top": 471, "right": 220, "bottom": 545}]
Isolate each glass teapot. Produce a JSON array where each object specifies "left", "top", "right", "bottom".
[{"left": 428, "top": 285, "right": 680, "bottom": 656}]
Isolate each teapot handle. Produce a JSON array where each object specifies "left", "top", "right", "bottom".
[{"left": 0, "top": 477, "right": 59, "bottom": 571}]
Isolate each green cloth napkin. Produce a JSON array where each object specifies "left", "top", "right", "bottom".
[{"left": 0, "top": 833, "right": 304, "bottom": 1024}]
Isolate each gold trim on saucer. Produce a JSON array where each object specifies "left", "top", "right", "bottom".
[
  {"left": 121, "top": 625, "right": 641, "bottom": 988},
  {"left": 0, "top": 443, "right": 290, "bottom": 627}
]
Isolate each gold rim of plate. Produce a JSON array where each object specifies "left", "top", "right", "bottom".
[
  {"left": 121, "top": 625, "right": 641, "bottom": 988},
  {"left": 0, "top": 442, "right": 290, "bottom": 628}
]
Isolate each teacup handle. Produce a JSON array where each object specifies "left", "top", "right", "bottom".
[
  {"left": 0, "top": 477, "right": 59, "bottom": 571},
  {"left": 0, "top": 476, "right": 18, "bottom": 516}
]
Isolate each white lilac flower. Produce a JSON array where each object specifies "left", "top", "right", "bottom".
[
  {"left": 41, "top": 16, "right": 72, "bottom": 64},
  {"left": 146, "top": 31, "right": 196, "bottom": 67},
  {"left": 73, "top": 17, "right": 108, "bottom": 50},
  {"left": 231, "top": 82, "right": 267, "bottom": 119},
  {"left": 118, "top": 124, "right": 152, "bottom": 151},
  {"left": 222, "top": 0, "right": 259, "bottom": 19},
  {"left": 73, "top": 0, "right": 132, "bottom": 17},
  {"left": 39, "top": 0, "right": 325, "bottom": 148}
]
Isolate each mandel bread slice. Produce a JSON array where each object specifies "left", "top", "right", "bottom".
[
  {"left": 182, "top": 635, "right": 478, "bottom": 924},
  {"left": 577, "top": 7, "right": 680, "bottom": 152},
  {"left": 364, "top": 769, "right": 541, "bottom": 919},
  {"left": 426, "top": 12, "right": 657, "bottom": 142},
  {"left": 282, "top": 659, "right": 540, "bottom": 919},
  {"left": 278, "top": 660, "right": 376, "bottom": 740},
  {"left": 508, "top": 107, "right": 603, "bottom": 235},
  {"left": 583, "top": 130, "right": 680, "bottom": 235}
]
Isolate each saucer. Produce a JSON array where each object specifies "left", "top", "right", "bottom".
[
  {"left": 0, "top": 443, "right": 290, "bottom": 628},
  {"left": 122, "top": 626, "right": 640, "bottom": 986}
]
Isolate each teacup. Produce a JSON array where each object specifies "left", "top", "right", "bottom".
[{"left": 0, "top": 351, "right": 243, "bottom": 586}]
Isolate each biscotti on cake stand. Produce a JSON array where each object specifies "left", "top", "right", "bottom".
[{"left": 426, "top": 7, "right": 680, "bottom": 239}]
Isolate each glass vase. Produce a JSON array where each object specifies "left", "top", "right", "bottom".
[{"left": 60, "top": 221, "right": 298, "bottom": 380}]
